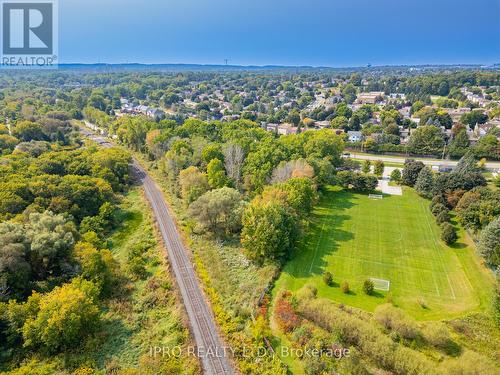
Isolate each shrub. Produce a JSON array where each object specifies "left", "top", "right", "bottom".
[
  {"left": 128, "top": 256, "right": 148, "bottom": 280},
  {"left": 275, "top": 294, "right": 301, "bottom": 333},
  {"left": 363, "top": 280, "right": 374, "bottom": 295},
  {"left": 441, "top": 223, "right": 458, "bottom": 245},
  {"left": 337, "top": 171, "right": 378, "bottom": 192},
  {"left": 374, "top": 304, "right": 420, "bottom": 340},
  {"left": 297, "top": 298, "right": 435, "bottom": 374},
  {"left": 73, "top": 367, "right": 99, "bottom": 375},
  {"left": 440, "top": 350, "right": 498, "bottom": 375},
  {"left": 323, "top": 271, "right": 333, "bottom": 286},
  {"left": 361, "top": 160, "right": 371, "bottom": 174},
  {"left": 341, "top": 281, "right": 350, "bottom": 294},
  {"left": 336, "top": 170, "right": 354, "bottom": 187},
  {"left": 422, "top": 322, "right": 451, "bottom": 349},
  {"left": 2, "top": 360, "right": 57, "bottom": 375},
  {"left": 291, "top": 325, "right": 315, "bottom": 349},
  {"left": 296, "top": 284, "right": 318, "bottom": 301},
  {"left": 390, "top": 169, "right": 402, "bottom": 184}
]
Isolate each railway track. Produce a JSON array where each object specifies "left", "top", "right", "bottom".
[{"left": 82, "top": 129, "right": 234, "bottom": 375}]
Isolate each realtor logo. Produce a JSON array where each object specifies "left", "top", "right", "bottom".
[{"left": 1, "top": 0, "right": 58, "bottom": 67}]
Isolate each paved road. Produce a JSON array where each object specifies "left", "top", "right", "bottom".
[
  {"left": 81, "top": 129, "right": 234, "bottom": 375},
  {"left": 349, "top": 152, "right": 500, "bottom": 170}
]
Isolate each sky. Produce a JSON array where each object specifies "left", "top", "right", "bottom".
[{"left": 59, "top": 0, "right": 500, "bottom": 67}]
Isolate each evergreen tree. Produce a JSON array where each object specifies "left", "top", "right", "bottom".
[
  {"left": 373, "top": 160, "right": 385, "bottom": 177},
  {"left": 362, "top": 160, "right": 371, "bottom": 174},
  {"left": 414, "top": 167, "right": 434, "bottom": 198},
  {"left": 454, "top": 153, "right": 479, "bottom": 175},
  {"left": 448, "top": 129, "right": 470, "bottom": 158},
  {"left": 478, "top": 217, "right": 499, "bottom": 267}
]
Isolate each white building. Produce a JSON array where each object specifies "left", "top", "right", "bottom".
[{"left": 347, "top": 131, "right": 363, "bottom": 142}]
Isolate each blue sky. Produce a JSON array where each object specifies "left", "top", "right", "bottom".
[{"left": 60, "top": 0, "right": 500, "bottom": 66}]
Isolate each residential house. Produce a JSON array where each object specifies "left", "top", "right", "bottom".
[
  {"left": 347, "top": 131, "right": 363, "bottom": 142},
  {"left": 389, "top": 93, "right": 407, "bottom": 100},
  {"left": 137, "top": 105, "right": 149, "bottom": 114},
  {"left": 221, "top": 114, "right": 240, "bottom": 122},
  {"left": 398, "top": 106, "right": 412, "bottom": 119},
  {"left": 147, "top": 108, "right": 166, "bottom": 121},
  {"left": 356, "top": 92, "right": 385, "bottom": 104},
  {"left": 265, "top": 123, "right": 279, "bottom": 133},
  {"left": 466, "top": 128, "right": 479, "bottom": 146},
  {"left": 277, "top": 123, "right": 298, "bottom": 135},
  {"left": 446, "top": 107, "right": 470, "bottom": 122},
  {"left": 399, "top": 127, "right": 410, "bottom": 144},
  {"left": 473, "top": 121, "right": 499, "bottom": 138},
  {"left": 314, "top": 120, "right": 331, "bottom": 129}
]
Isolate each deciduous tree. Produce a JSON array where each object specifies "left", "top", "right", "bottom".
[
  {"left": 21, "top": 278, "right": 100, "bottom": 353},
  {"left": 402, "top": 159, "right": 425, "bottom": 186},
  {"left": 207, "top": 158, "right": 230, "bottom": 188},
  {"left": 179, "top": 166, "right": 209, "bottom": 204},
  {"left": 241, "top": 197, "right": 297, "bottom": 264},
  {"left": 189, "top": 187, "right": 243, "bottom": 234}
]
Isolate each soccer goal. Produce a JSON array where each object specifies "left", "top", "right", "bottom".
[
  {"left": 370, "top": 278, "right": 390, "bottom": 291},
  {"left": 369, "top": 194, "right": 383, "bottom": 200}
]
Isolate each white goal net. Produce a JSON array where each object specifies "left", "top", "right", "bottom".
[
  {"left": 370, "top": 278, "right": 390, "bottom": 291},
  {"left": 369, "top": 194, "right": 383, "bottom": 200}
]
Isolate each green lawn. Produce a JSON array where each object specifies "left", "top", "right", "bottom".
[{"left": 275, "top": 186, "right": 495, "bottom": 320}]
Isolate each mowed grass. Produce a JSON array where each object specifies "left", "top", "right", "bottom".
[{"left": 275, "top": 186, "right": 495, "bottom": 320}]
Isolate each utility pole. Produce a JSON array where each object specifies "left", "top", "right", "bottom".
[{"left": 442, "top": 140, "right": 447, "bottom": 161}]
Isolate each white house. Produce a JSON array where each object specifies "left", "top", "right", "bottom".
[
  {"left": 347, "top": 131, "right": 363, "bottom": 142},
  {"left": 277, "top": 123, "right": 298, "bottom": 135}
]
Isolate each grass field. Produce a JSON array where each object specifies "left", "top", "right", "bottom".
[
  {"left": 92, "top": 188, "right": 197, "bottom": 372},
  {"left": 275, "top": 186, "right": 495, "bottom": 320}
]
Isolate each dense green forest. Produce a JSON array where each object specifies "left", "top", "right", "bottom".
[{"left": 0, "top": 110, "right": 198, "bottom": 373}]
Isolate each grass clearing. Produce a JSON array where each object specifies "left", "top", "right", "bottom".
[
  {"left": 275, "top": 186, "right": 495, "bottom": 320},
  {"left": 92, "top": 188, "right": 198, "bottom": 373}
]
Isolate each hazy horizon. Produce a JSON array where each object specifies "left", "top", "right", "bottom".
[{"left": 58, "top": 61, "right": 498, "bottom": 68}]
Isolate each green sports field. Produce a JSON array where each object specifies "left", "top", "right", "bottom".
[{"left": 275, "top": 186, "right": 495, "bottom": 320}]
